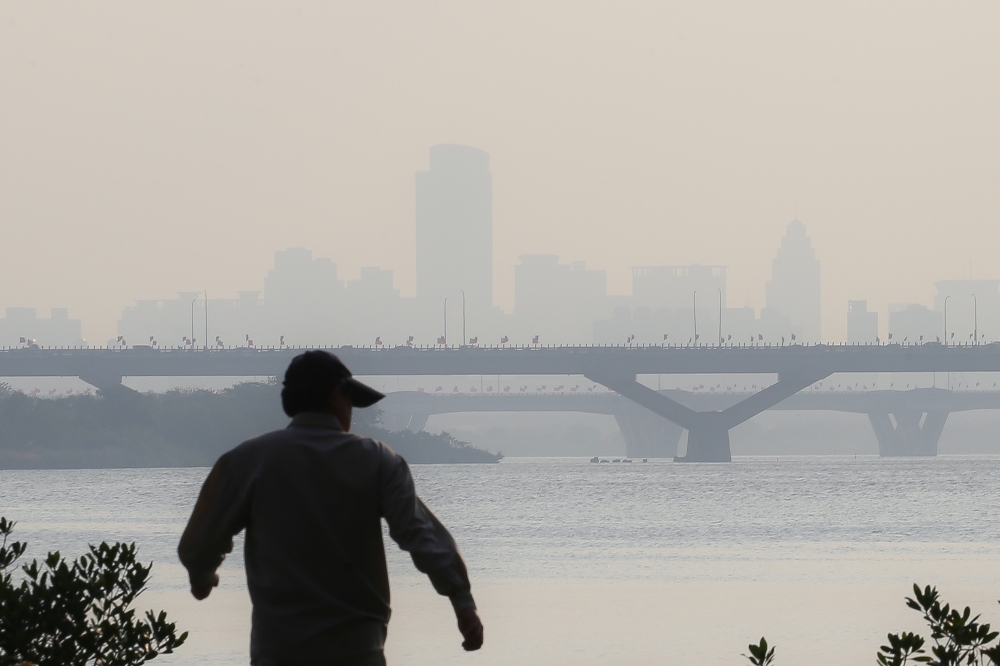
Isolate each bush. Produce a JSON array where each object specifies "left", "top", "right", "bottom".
[
  {"left": 0, "top": 517, "right": 186, "bottom": 666},
  {"left": 744, "top": 584, "right": 1000, "bottom": 666},
  {"left": 743, "top": 637, "right": 775, "bottom": 665},
  {"left": 877, "top": 584, "right": 1000, "bottom": 666}
]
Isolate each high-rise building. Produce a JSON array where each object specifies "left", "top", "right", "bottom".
[
  {"left": 626, "top": 264, "right": 728, "bottom": 345},
  {"left": 888, "top": 304, "right": 942, "bottom": 344},
  {"left": 263, "top": 248, "right": 342, "bottom": 313},
  {"left": 631, "top": 265, "right": 727, "bottom": 312},
  {"left": 415, "top": 145, "right": 493, "bottom": 335},
  {"left": 117, "top": 250, "right": 416, "bottom": 348},
  {"left": 765, "top": 220, "right": 821, "bottom": 342},
  {"left": 0, "top": 307, "right": 85, "bottom": 347},
  {"left": 847, "top": 300, "right": 878, "bottom": 343},
  {"left": 514, "top": 255, "right": 608, "bottom": 344}
]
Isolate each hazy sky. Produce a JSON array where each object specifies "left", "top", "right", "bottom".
[{"left": 2, "top": 2, "right": 999, "bottom": 343}]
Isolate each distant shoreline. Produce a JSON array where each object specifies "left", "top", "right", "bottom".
[{"left": 0, "top": 382, "right": 501, "bottom": 469}]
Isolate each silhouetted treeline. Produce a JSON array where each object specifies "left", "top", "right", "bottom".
[{"left": 0, "top": 382, "right": 501, "bottom": 469}]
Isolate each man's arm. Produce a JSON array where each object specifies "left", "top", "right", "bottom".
[
  {"left": 177, "top": 455, "right": 248, "bottom": 599},
  {"left": 379, "top": 451, "right": 483, "bottom": 650}
]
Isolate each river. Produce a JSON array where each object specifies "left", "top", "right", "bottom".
[{"left": 3, "top": 456, "right": 1000, "bottom": 665}]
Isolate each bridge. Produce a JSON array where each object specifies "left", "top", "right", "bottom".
[
  {"left": 3, "top": 343, "right": 1000, "bottom": 462},
  {"left": 379, "top": 388, "right": 1000, "bottom": 459}
]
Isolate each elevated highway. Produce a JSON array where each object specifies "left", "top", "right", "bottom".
[{"left": 4, "top": 344, "right": 1000, "bottom": 462}]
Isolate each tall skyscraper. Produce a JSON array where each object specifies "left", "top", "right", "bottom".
[
  {"left": 415, "top": 145, "right": 493, "bottom": 338},
  {"left": 764, "top": 219, "right": 821, "bottom": 342}
]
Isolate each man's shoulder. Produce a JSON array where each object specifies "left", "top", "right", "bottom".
[
  {"left": 226, "top": 427, "right": 290, "bottom": 455},
  {"left": 348, "top": 431, "right": 405, "bottom": 459},
  {"left": 223, "top": 427, "right": 397, "bottom": 461},
  {"left": 345, "top": 433, "right": 403, "bottom": 464}
]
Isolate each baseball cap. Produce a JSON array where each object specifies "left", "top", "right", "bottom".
[{"left": 282, "top": 350, "right": 385, "bottom": 408}]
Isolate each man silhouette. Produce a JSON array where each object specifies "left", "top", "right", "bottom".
[{"left": 179, "top": 350, "right": 483, "bottom": 665}]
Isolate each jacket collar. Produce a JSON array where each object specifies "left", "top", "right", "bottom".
[{"left": 288, "top": 412, "right": 345, "bottom": 432}]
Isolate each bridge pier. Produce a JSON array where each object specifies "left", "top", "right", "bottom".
[
  {"left": 612, "top": 402, "right": 683, "bottom": 458},
  {"left": 868, "top": 411, "right": 948, "bottom": 457},
  {"left": 682, "top": 412, "right": 734, "bottom": 462},
  {"left": 78, "top": 372, "right": 134, "bottom": 396},
  {"left": 587, "top": 370, "right": 829, "bottom": 462}
]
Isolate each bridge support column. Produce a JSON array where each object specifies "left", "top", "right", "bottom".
[
  {"left": 868, "top": 411, "right": 948, "bottom": 457},
  {"left": 612, "top": 402, "right": 683, "bottom": 458},
  {"left": 587, "top": 370, "right": 829, "bottom": 462},
  {"left": 683, "top": 412, "right": 733, "bottom": 462},
  {"left": 78, "top": 372, "right": 134, "bottom": 396}
]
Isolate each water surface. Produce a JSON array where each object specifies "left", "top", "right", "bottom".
[{"left": 3, "top": 456, "right": 999, "bottom": 665}]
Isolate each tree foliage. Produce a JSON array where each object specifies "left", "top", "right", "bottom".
[
  {"left": 877, "top": 584, "right": 1000, "bottom": 666},
  {"left": 743, "top": 584, "right": 1000, "bottom": 666},
  {"left": 0, "top": 516, "right": 186, "bottom": 666},
  {"left": 743, "top": 637, "right": 776, "bottom": 665},
  {"left": 0, "top": 381, "right": 500, "bottom": 468}
]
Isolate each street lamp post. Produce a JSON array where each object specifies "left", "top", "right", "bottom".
[
  {"left": 717, "top": 287, "right": 723, "bottom": 347},
  {"left": 944, "top": 295, "right": 950, "bottom": 346},
  {"left": 190, "top": 297, "right": 198, "bottom": 350},
  {"left": 972, "top": 294, "right": 978, "bottom": 346},
  {"left": 443, "top": 298, "right": 448, "bottom": 347},
  {"left": 692, "top": 291, "right": 698, "bottom": 347},
  {"left": 204, "top": 290, "right": 208, "bottom": 351},
  {"left": 461, "top": 290, "right": 466, "bottom": 346}
]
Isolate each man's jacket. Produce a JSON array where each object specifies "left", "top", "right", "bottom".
[{"left": 178, "top": 412, "right": 475, "bottom": 664}]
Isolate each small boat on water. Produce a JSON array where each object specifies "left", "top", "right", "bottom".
[{"left": 591, "top": 456, "right": 645, "bottom": 464}]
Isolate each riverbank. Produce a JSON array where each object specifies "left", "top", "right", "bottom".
[{"left": 0, "top": 382, "right": 501, "bottom": 468}]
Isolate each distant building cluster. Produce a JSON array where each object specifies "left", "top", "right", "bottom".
[
  {"left": 881, "top": 281, "right": 1000, "bottom": 346},
  {"left": 847, "top": 301, "right": 878, "bottom": 344},
  {"left": 842, "top": 281, "right": 1000, "bottom": 346},
  {"left": 12, "top": 143, "right": 994, "bottom": 349},
  {"left": 117, "top": 251, "right": 414, "bottom": 350},
  {"left": 116, "top": 137, "right": 825, "bottom": 349},
  {"left": 0, "top": 307, "right": 85, "bottom": 348},
  {"left": 592, "top": 221, "right": 821, "bottom": 346}
]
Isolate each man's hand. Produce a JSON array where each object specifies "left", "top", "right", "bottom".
[
  {"left": 457, "top": 608, "right": 483, "bottom": 651},
  {"left": 190, "top": 572, "right": 219, "bottom": 600}
]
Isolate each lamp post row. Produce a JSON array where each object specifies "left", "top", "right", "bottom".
[
  {"left": 170, "top": 290, "right": 984, "bottom": 351},
  {"left": 189, "top": 291, "right": 210, "bottom": 350},
  {"left": 691, "top": 288, "right": 724, "bottom": 347},
  {"left": 943, "top": 294, "right": 979, "bottom": 347}
]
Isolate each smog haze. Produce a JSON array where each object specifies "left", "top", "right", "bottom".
[{"left": 2, "top": 2, "right": 999, "bottom": 343}]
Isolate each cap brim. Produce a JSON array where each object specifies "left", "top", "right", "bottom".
[{"left": 345, "top": 377, "right": 385, "bottom": 408}]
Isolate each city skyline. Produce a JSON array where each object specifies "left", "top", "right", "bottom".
[
  {"left": 5, "top": 7, "right": 1000, "bottom": 666},
  {"left": 3, "top": 135, "right": 995, "bottom": 348},
  {"left": 109, "top": 225, "right": 1000, "bottom": 348},
  {"left": 3, "top": 3, "right": 999, "bottom": 345},
  {"left": 2, "top": 211, "right": 997, "bottom": 348}
]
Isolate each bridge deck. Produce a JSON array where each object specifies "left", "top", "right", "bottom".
[{"left": 3, "top": 344, "right": 1000, "bottom": 379}]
